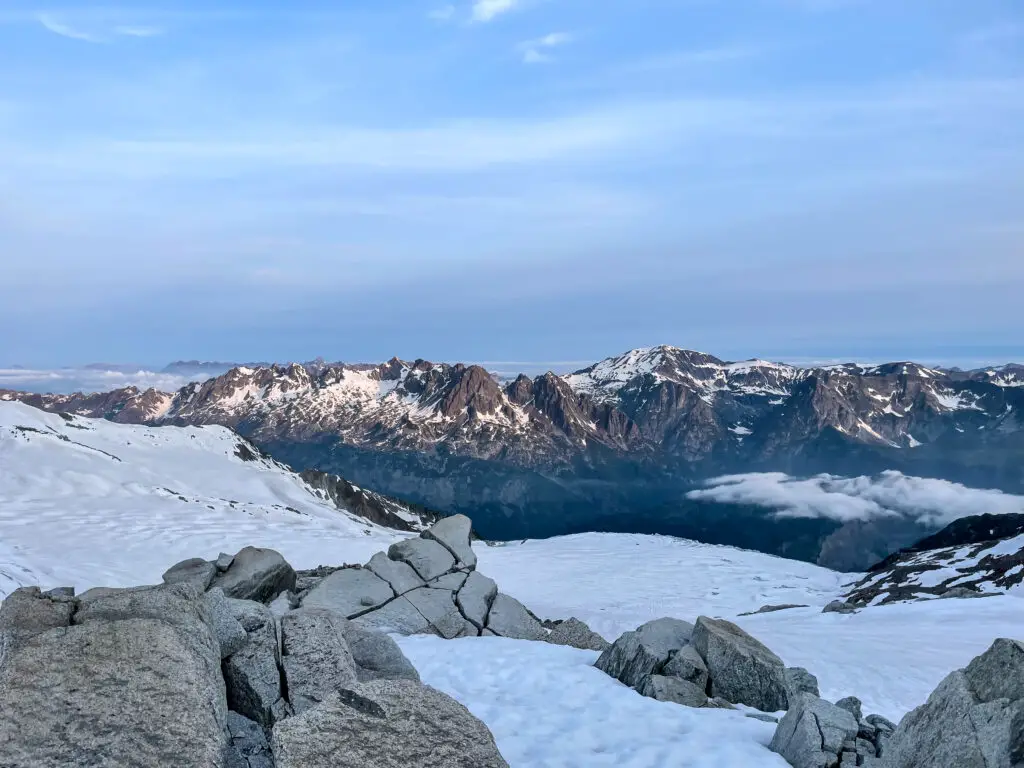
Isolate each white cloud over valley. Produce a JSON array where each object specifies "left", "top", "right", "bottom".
[{"left": 686, "top": 471, "right": 1024, "bottom": 527}]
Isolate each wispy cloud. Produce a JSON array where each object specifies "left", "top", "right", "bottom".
[
  {"left": 687, "top": 471, "right": 1024, "bottom": 526},
  {"left": 471, "top": 0, "right": 518, "bottom": 23},
  {"left": 519, "top": 32, "right": 573, "bottom": 64},
  {"left": 115, "top": 25, "right": 163, "bottom": 38},
  {"left": 37, "top": 13, "right": 104, "bottom": 43}
]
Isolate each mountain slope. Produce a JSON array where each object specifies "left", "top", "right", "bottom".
[
  {"left": 4, "top": 346, "right": 1022, "bottom": 555},
  {"left": 0, "top": 401, "right": 436, "bottom": 596}
]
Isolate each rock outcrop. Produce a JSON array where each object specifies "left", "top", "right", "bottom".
[
  {"left": 596, "top": 614, "right": 818, "bottom": 716},
  {"left": 271, "top": 681, "right": 509, "bottom": 768},
  {"left": 546, "top": 617, "right": 610, "bottom": 651},
  {"left": 0, "top": 517, "right": 515, "bottom": 766},
  {"left": 880, "top": 637, "right": 1024, "bottom": 767}
]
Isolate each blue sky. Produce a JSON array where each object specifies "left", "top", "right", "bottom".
[{"left": 1, "top": 0, "right": 1022, "bottom": 368}]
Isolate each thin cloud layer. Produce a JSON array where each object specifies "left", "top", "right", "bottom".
[
  {"left": 687, "top": 471, "right": 1024, "bottom": 526},
  {"left": 0, "top": 368, "right": 203, "bottom": 395}
]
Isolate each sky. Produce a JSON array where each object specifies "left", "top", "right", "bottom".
[{"left": 1, "top": 0, "right": 1023, "bottom": 369}]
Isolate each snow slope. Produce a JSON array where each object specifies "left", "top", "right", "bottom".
[
  {"left": 0, "top": 401, "right": 410, "bottom": 595},
  {"left": 2, "top": 401, "right": 1022, "bottom": 767}
]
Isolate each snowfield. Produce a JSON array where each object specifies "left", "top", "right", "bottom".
[{"left": 2, "top": 400, "right": 1022, "bottom": 767}]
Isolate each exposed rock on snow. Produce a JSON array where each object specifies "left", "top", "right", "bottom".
[
  {"left": 692, "top": 615, "right": 789, "bottom": 712},
  {"left": 880, "top": 637, "right": 1024, "bottom": 767},
  {"left": 457, "top": 571, "right": 498, "bottom": 629},
  {"left": 387, "top": 538, "right": 456, "bottom": 582},
  {"left": 640, "top": 675, "right": 709, "bottom": 707},
  {"left": 770, "top": 693, "right": 859, "bottom": 768},
  {"left": 546, "top": 617, "right": 610, "bottom": 651},
  {"left": 423, "top": 513, "right": 478, "bottom": 570},
  {"left": 486, "top": 593, "right": 547, "bottom": 641},
  {"left": 0, "top": 527, "right": 510, "bottom": 767},
  {"left": 365, "top": 551, "right": 424, "bottom": 595},
  {"left": 162, "top": 556, "right": 217, "bottom": 590},
  {"left": 823, "top": 599, "right": 860, "bottom": 614},
  {"left": 211, "top": 546, "right": 297, "bottom": 603},
  {"left": 662, "top": 644, "right": 710, "bottom": 690},
  {"left": 595, "top": 617, "right": 694, "bottom": 690},
  {"left": 784, "top": 667, "right": 821, "bottom": 700},
  {"left": 271, "top": 681, "right": 509, "bottom": 768}
]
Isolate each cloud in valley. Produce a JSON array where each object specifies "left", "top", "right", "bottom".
[{"left": 686, "top": 471, "right": 1024, "bottom": 526}]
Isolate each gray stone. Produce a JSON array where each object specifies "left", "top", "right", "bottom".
[
  {"left": 881, "top": 637, "right": 1024, "bottom": 768},
  {"left": 211, "top": 546, "right": 296, "bottom": 603},
  {"left": 692, "top": 615, "right": 788, "bottom": 712},
  {"left": 663, "top": 644, "right": 710, "bottom": 690},
  {"left": 458, "top": 620, "right": 480, "bottom": 638},
  {"left": 747, "top": 712, "right": 781, "bottom": 724},
  {"left": 216, "top": 552, "right": 235, "bottom": 572},
  {"left": 835, "top": 695, "right": 863, "bottom": 721},
  {"left": 342, "top": 623, "right": 420, "bottom": 682},
  {"left": 223, "top": 599, "right": 289, "bottom": 727},
  {"left": 387, "top": 538, "right": 456, "bottom": 582},
  {"left": 0, "top": 598, "right": 227, "bottom": 767},
  {"left": 352, "top": 595, "right": 435, "bottom": 635},
  {"left": 481, "top": 628, "right": 498, "bottom": 637},
  {"left": 302, "top": 567, "right": 395, "bottom": 619},
  {"left": 865, "top": 714, "right": 896, "bottom": 734},
  {"left": 272, "top": 680, "right": 509, "bottom": 768},
  {"left": 204, "top": 586, "right": 247, "bottom": 659},
  {"left": 939, "top": 586, "right": 987, "bottom": 599},
  {"left": 823, "top": 600, "right": 859, "bottom": 614},
  {"left": 770, "top": 693, "right": 860, "bottom": 768},
  {"left": 706, "top": 697, "right": 737, "bottom": 710},
  {"left": 161, "top": 557, "right": 217, "bottom": 590},
  {"left": 430, "top": 570, "right": 469, "bottom": 591},
  {"left": 227, "top": 711, "right": 275, "bottom": 768},
  {"left": 0, "top": 586, "right": 75, "bottom": 663},
  {"left": 640, "top": 675, "right": 709, "bottom": 707},
  {"left": 295, "top": 575, "right": 322, "bottom": 593},
  {"left": 457, "top": 571, "right": 497, "bottom": 629},
  {"left": 406, "top": 587, "right": 465, "bottom": 639},
  {"left": 595, "top": 617, "right": 694, "bottom": 690},
  {"left": 366, "top": 551, "right": 424, "bottom": 595},
  {"left": 77, "top": 585, "right": 144, "bottom": 603},
  {"left": 546, "top": 617, "right": 610, "bottom": 651},
  {"left": 42, "top": 586, "right": 75, "bottom": 598},
  {"left": 280, "top": 609, "right": 359, "bottom": 715},
  {"left": 422, "top": 513, "right": 477, "bottom": 570},
  {"left": 785, "top": 667, "right": 821, "bottom": 699},
  {"left": 268, "top": 590, "right": 294, "bottom": 617},
  {"left": 486, "top": 593, "right": 547, "bottom": 641}
]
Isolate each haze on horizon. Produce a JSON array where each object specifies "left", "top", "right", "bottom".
[{"left": 1, "top": 0, "right": 1022, "bottom": 368}]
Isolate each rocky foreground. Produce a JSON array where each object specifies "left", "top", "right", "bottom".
[{"left": 0, "top": 514, "right": 1021, "bottom": 767}]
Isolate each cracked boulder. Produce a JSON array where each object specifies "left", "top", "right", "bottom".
[
  {"left": 0, "top": 586, "right": 76, "bottom": 663},
  {"left": 485, "top": 593, "right": 547, "bottom": 641},
  {"left": 226, "top": 711, "right": 275, "bottom": 768},
  {"left": 302, "top": 568, "right": 395, "bottom": 619},
  {"left": 770, "top": 693, "right": 860, "bottom": 768},
  {"left": 223, "top": 598, "right": 290, "bottom": 727},
  {"left": 280, "top": 609, "right": 359, "bottom": 715},
  {"left": 456, "top": 571, "right": 497, "bottom": 630},
  {"left": 272, "top": 680, "right": 509, "bottom": 768},
  {"left": 880, "top": 637, "right": 1024, "bottom": 768},
  {"left": 405, "top": 587, "right": 466, "bottom": 640},
  {"left": 663, "top": 644, "right": 710, "bottom": 690},
  {"left": 211, "top": 546, "right": 296, "bottom": 603},
  {"left": 692, "top": 616, "right": 789, "bottom": 712},
  {"left": 366, "top": 552, "right": 424, "bottom": 595},
  {"left": 162, "top": 557, "right": 217, "bottom": 590},
  {"left": 0, "top": 583, "right": 228, "bottom": 768},
  {"left": 546, "top": 617, "right": 610, "bottom": 652},
  {"left": 341, "top": 623, "right": 420, "bottom": 682},
  {"left": 640, "top": 675, "right": 708, "bottom": 708},
  {"left": 595, "top": 617, "right": 694, "bottom": 690},
  {"left": 387, "top": 538, "right": 456, "bottom": 582},
  {"left": 422, "top": 513, "right": 477, "bottom": 570}
]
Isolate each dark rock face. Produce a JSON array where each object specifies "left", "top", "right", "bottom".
[
  {"left": 843, "top": 517, "right": 1024, "bottom": 606},
  {"left": 8, "top": 346, "right": 1024, "bottom": 566}
]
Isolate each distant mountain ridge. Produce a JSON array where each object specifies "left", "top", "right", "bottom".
[{"left": 3, "top": 345, "right": 1022, "bottom": 566}]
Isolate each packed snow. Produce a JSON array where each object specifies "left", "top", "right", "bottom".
[{"left": 3, "top": 400, "right": 1023, "bottom": 767}]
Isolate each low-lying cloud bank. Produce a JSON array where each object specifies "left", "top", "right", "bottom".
[
  {"left": 686, "top": 470, "right": 1024, "bottom": 527},
  {"left": 0, "top": 368, "right": 200, "bottom": 395}
]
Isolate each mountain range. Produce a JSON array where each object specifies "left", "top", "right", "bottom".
[{"left": 4, "top": 345, "right": 1023, "bottom": 569}]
